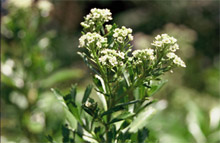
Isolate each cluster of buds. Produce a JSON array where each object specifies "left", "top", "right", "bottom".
[
  {"left": 78, "top": 32, "right": 108, "bottom": 49},
  {"left": 99, "top": 49, "right": 125, "bottom": 67},
  {"left": 81, "top": 8, "right": 112, "bottom": 31},
  {"left": 151, "top": 34, "right": 186, "bottom": 68},
  {"left": 113, "top": 26, "right": 133, "bottom": 43},
  {"left": 78, "top": 8, "right": 186, "bottom": 74},
  {"left": 132, "top": 49, "right": 155, "bottom": 65}
]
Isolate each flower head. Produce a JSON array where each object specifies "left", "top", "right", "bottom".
[
  {"left": 99, "top": 49, "right": 125, "bottom": 68},
  {"left": 132, "top": 48, "right": 155, "bottom": 65},
  {"left": 81, "top": 8, "right": 112, "bottom": 31},
  {"left": 78, "top": 32, "right": 107, "bottom": 49},
  {"left": 113, "top": 26, "right": 133, "bottom": 43}
]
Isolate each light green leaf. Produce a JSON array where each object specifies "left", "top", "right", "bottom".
[
  {"left": 51, "top": 88, "right": 77, "bottom": 129},
  {"left": 147, "top": 80, "right": 167, "bottom": 97},
  {"left": 41, "top": 69, "right": 85, "bottom": 88},
  {"left": 129, "top": 107, "right": 157, "bottom": 133}
]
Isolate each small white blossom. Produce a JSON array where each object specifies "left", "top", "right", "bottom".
[
  {"left": 151, "top": 41, "right": 163, "bottom": 47},
  {"left": 162, "top": 38, "right": 171, "bottom": 44},
  {"left": 155, "top": 35, "right": 161, "bottom": 40},
  {"left": 117, "top": 37, "right": 123, "bottom": 43},
  {"left": 166, "top": 52, "right": 176, "bottom": 59},
  {"left": 170, "top": 43, "right": 179, "bottom": 52},
  {"left": 105, "top": 24, "right": 112, "bottom": 32},
  {"left": 85, "top": 100, "right": 92, "bottom": 107},
  {"left": 128, "top": 34, "right": 133, "bottom": 41},
  {"left": 173, "top": 56, "right": 186, "bottom": 67}
]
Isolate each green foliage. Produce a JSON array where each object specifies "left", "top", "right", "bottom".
[{"left": 49, "top": 8, "right": 186, "bottom": 143}]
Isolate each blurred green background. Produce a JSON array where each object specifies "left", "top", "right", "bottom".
[{"left": 1, "top": 0, "right": 219, "bottom": 143}]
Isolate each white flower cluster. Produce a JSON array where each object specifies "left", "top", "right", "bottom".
[
  {"left": 113, "top": 26, "right": 133, "bottom": 43},
  {"left": 80, "top": 8, "right": 112, "bottom": 30},
  {"left": 99, "top": 49, "right": 125, "bottom": 67},
  {"left": 79, "top": 32, "right": 107, "bottom": 48},
  {"left": 166, "top": 52, "right": 186, "bottom": 67},
  {"left": 151, "top": 34, "right": 178, "bottom": 51},
  {"left": 132, "top": 49, "right": 155, "bottom": 65},
  {"left": 151, "top": 34, "right": 185, "bottom": 68}
]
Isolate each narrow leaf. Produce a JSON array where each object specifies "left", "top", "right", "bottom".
[
  {"left": 101, "top": 100, "right": 141, "bottom": 117},
  {"left": 82, "top": 85, "right": 93, "bottom": 104}
]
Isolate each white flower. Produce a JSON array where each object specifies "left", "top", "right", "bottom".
[
  {"left": 117, "top": 37, "right": 123, "bottom": 43},
  {"left": 170, "top": 43, "right": 179, "bottom": 52},
  {"left": 173, "top": 56, "right": 186, "bottom": 67},
  {"left": 151, "top": 41, "right": 163, "bottom": 47},
  {"left": 8, "top": 0, "right": 32, "bottom": 8},
  {"left": 170, "top": 37, "right": 177, "bottom": 44},
  {"left": 105, "top": 24, "right": 112, "bottom": 31},
  {"left": 85, "top": 100, "right": 92, "bottom": 107},
  {"left": 162, "top": 38, "right": 171, "bottom": 44},
  {"left": 128, "top": 34, "right": 133, "bottom": 41},
  {"left": 37, "top": 0, "right": 53, "bottom": 17},
  {"left": 113, "top": 33, "right": 118, "bottom": 38},
  {"left": 166, "top": 52, "right": 176, "bottom": 59},
  {"left": 155, "top": 35, "right": 161, "bottom": 40}
]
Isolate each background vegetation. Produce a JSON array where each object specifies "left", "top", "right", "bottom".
[{"left": 1, "top": 0, "right": 219, "bottom": 143}]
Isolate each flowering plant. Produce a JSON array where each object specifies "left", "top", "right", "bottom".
[{"left": 49, "top": 8, "right": 185, "bottom": 143}]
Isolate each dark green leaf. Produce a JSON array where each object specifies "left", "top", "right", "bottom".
[
  {"left": 62, "top": 124, "right": 70, "bottom": 143},
  {"left": 101, "top": 100, "right": 141, "bottom": 117},
  {"left": 70, "top": 84, "right": 77, "bottom": 102},
  {"left": 82, "top": 85, "right": 93, "bottom": 104},
  {"left": 46, "top": 135, "right": 56, "bottom": 143},
  {"left": 138, "top": 127, "right": 149, "bottom": 143},
  {"left": 67, "top": 102, "right": 83, "bottom": 125}
]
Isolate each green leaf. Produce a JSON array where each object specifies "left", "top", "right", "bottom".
[
  {"left": 101, "top": 100, "right": 141, "bottom": 117},
  {"left": 46, "top": 135, "right": 56, "bottom": 143},
  {"left": 62, "top": 124, "right": 70, "bottom": 143},
  {"left": 51, "top": 88, "right": 77, "bottom": 129},
  {"left": 82, "top": 85, "right": 93, "bottom": 104},
  {"left": 137, "top": 127, "right": 149, "bottom": 143},
  {"left": 40, "top": 69, "right": 85, "bottom": 88},
  {"left": 147, "top": 80, "right": 167, "bottom": 97},
  {"left": 70, "top": 84, "right": 77, "bottom": 102},
  {"left": 129, "top": 107, "right": 157, "bottom": 133},
  {"left": 109, "top": 111, "right": 134, "bottom": 124},
  {"left": 77, "top": 52, "right": 100, "bottom": 75},
  {"left": 67, "top": 102, "right": 83, "bottom": 125}
]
